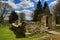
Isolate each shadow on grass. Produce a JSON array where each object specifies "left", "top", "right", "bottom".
[{"left": 9, "top": 26, "right": 26, "bottom": 38}]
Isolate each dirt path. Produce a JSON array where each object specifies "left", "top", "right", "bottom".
[{"left": 42, "top": 31, "right": 60, "bottom": 40}]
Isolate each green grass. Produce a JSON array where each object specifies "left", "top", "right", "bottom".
[
  {"left": 56, "top": 29, "right": 60, "bottom": 32},
  {"left": 0, "top": 24, "right": 45, "bottom": 40}
]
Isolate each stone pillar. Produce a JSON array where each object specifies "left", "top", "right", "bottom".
[
  {"left": 37, "top": 15, "right": 41, "bottom": 22},
  {"left": 48, "top": 15, "right": 52, "bottom": 30},
  {"left": 51, "top": 14, "right": 56, "bottom": 30},
  {"left": 40, "top": 15, "right": 47, "bottom": 32}
]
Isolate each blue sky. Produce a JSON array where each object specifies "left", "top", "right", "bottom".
[
  {"left": 2, "top": 0, "right": 55, "bottom": 11},
  {"left": 2, "top": 0, "right": 57, "bottom": 20}
]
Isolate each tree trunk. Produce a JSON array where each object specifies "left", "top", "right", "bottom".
[{"left": 0, "top": 16, "right": 4, "bottom": 23}]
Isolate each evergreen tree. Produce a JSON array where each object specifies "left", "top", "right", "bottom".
[
  {"left": 43, "top": 1, "right": 50, "bottom": 15},
  {"left": 9, "top": 11, "right": 18, "bottom": 24},
  {"left": 43, "top": 1, "right": 52, "bottom": 27},
  {"left": 33, "top": 0, "right": 43, "bottom": 21}
]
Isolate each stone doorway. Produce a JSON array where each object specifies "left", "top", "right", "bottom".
[{"left": 46, "top": 15, "right": 52, "bottom": 30}]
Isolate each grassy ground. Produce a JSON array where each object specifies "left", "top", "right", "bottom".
[
  {"left": 56, "top": 25, "right": 60, "bottom": 32},
  {"left": 56, "top": 29, "right": 60, "bottom": 32},
  {"left": 0, "top": 24, "right": 46, "bottom": 40}
]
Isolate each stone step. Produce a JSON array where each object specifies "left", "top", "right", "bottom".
[
  {"left": 56, "top": 24, "right": 60, "bottom": 26},
  {"left": 46, "top": 31, "right": 60, "bottom": 35}
]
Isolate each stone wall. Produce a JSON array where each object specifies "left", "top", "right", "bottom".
[
  {"left": 25, "top": 22, "right": 41, "bottom": 34},
  {"left": 25, "top": 22, "right": 47, "bottom": 35}
]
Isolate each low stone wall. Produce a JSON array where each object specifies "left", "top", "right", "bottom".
[
  {"left": 10, "top": 21, "right": 48, "bottom": 35},
  {"left": 25, "top": 22, "right": 47, "bottom": 35},
  {"left": 25, "top": 22, "right": 41, "bottom": 34}
]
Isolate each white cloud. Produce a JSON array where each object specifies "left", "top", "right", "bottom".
[
  {"left": 2, "top": 0, "right": 34, "bottom": 20},
  {"left": 1, "top": 0, "right": 19, "bottom": 9},
  {"left": 23, "top": 10, "right": 33, "bottom": 20},
  {"left": 33, "top": 0, "right": 39, "bottom": 2},
  {"left": 44, "top": 0, "right": 48, "bottom": 1},
  {"left": 15, "top": 9, "right": 33, "bottom": 20},
  {"left": 2, "top": 0, "right": 34, "bottom": 9},
  {"left": 20, "top": 0, "right": 30, "bottom": 1},
  {"left": 15, "top": 11, "right": 22, "bottom": 13},
  {"left": 33, "top": 0, "right": 43, "bottom": 2},
  {"left": 8, "top": 0, "right": 20, "bottom": 9},
  {"left": 16, "top": 0, "right": 34, "bottom": 8},
  {"left": 49, "top": 0, "right": 58, "bottom": 14},
  {"left": 22, "top": 10, "right": 33, "bottom": 20},
  {"left": 49, "top": 1, "right": 57, "bottom": 8}
]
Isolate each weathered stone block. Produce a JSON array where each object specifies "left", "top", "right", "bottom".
[{"left": 25, "top": 22, "right": 47, "bottom": 35}]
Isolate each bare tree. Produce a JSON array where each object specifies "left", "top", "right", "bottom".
[
  {"left": 54, "top": 0, "right": 60, "bottom": 14},
  {"left": 20, "top": 12, "right": 25, "bottom": 22},
  {"left": 54, "top": 0, "right": 60, "bottom": 24},
  {"left": 0, "top": 2, "right": 12, "bottom": 23}
]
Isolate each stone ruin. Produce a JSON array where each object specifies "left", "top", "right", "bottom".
[
  {"left": 25, "top": 14, "right": 56, "bottom": 35},
  {"left": 10, "top": 14, "right": 56, "bottom": 36},
  {"left": 25, "top": 22, "right": 47, "bottom": 35},
  {"left": 9, "top": 0, "right": 56, "bottom": 36}
]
